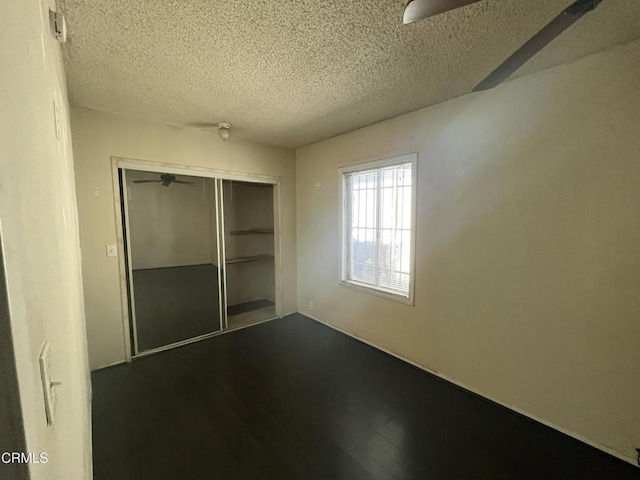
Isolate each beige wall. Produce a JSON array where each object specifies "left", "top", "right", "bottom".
[
  {"left": 296, "top": 40, "right": 640, "bottom": 464},
  {"left": 72, "top": 107, "right": 297, "bottom": 370},
  {"left": 126, "top": 170, "right": 215, "bottom": 269},
  {"left": 0, "top": 0, "right": 92, "bottom": 478}
]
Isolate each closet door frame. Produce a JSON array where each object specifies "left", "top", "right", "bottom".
[
  {"left": 111, "top": 157, "right": 281, "bottom": 361},
  {"left": 119, "top": 168, "right": 140, "bottom": 356}
]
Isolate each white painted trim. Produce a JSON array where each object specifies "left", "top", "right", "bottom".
[
  {"left": 338, "top": 279, "right": 413, "bottom": 305},
  {"left": 339, "top": 152, "right": 418, "bottom": 174},
  {"left": 114, "top": 156, "right": 278, "bottom": 184},
  {"left": 120, "top": 170, "right": 139, "bottom": 356},
  {"left": 214, "top": 179, "right": 225, "bottom": 332},
  {"left": 218, "top": 179, "right": 229, "bottom": 330},
  {"left": 303, "top": 313, "right": 637, "bottom": 467},
  {"left": 110, "top": 162, "right": 133, "bottom": 362}
]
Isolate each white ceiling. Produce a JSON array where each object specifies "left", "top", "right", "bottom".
[{"left": 60, "top": 0, "right": 640, "bottom": 149}]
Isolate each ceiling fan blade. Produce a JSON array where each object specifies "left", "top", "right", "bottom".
[
  {"left": 473, "top": 0, "right": 602, "bottom": 92},
  {"left": 403, "top": 0, "right": 481, "bottom": 24},
  {"left": 173, "top": 181, "right": 197, "bottom": 187},
  {"left": 133, "top": 180, "right": 162, "bottom": 183}
]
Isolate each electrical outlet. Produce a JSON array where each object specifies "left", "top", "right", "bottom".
[{"left": 308, "top": 301, "right": 314, "bottom": 311}]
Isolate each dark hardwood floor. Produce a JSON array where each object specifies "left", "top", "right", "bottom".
[{"left": 92, "top": 314, "right": 639, "bottom": 480}]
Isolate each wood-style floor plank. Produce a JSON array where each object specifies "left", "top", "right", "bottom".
[{"left": 92, "top": 314, "right": 639, "bottom": 479}]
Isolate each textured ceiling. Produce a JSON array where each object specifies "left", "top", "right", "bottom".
[{"left": 60, "top": 0, "right": 640, "bottom": 149}]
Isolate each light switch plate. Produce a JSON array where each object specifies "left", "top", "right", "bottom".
[
  {"left": 106, "top": 244, "right": 118, "bottom": 257},
  {"left": 39, "top": 343, "right": 57, "bottom": 426}
]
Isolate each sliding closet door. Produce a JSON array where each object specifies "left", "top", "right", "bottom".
[
  {"left": 122, "top": 169, "right": 223, "bottom": 354},
  {"left": 214, "top": 178, "right": 228, "bottom": 331}
]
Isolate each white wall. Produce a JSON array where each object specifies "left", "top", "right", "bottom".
[
  {"left": 126, "top": 170, "right": 215, "bottom": 269},
  {"left": 296, "top": 40, "right": 640, "bottom": 464},
  {"left": 0, "top": 0, "right": 92, "bottom": 478},
  {"left": 71, "top": 107, "right": 297, "bottom": 370}
]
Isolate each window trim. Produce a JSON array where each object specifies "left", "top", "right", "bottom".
[{"left": 338, "top": 153, "right": 417, "bottom": 306}]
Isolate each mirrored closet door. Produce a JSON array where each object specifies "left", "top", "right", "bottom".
[{"left": 118, "top": 167, "right": 277, "bottom": 357}]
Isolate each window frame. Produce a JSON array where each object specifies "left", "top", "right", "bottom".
[{"left": 338, "top": 153, "right": 417, "bottom": 305}]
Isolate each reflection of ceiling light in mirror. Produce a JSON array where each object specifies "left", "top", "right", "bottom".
[{"left": 218, "top": 122, "right": 231, "bottom": 142}]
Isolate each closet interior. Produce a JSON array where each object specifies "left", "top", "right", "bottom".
[{"left": 223, "top": 180, "right": 276, "bottom": 330}]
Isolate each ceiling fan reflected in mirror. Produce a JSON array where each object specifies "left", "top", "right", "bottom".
[
  {"left": 403, "top": 0, "right": 603, "bottom": 91},
  {"left": 133, "top": 173, "right": 196, "bottom": 188}
]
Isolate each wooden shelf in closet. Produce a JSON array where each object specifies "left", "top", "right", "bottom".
[
  {"left": 225, "top": 254, "right": 274, "bottom": 265},
  {"left": 229, "top": 229, "right": 274, "bottom": 236}
]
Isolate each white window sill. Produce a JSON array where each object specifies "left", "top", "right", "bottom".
[{"left": 339, "top": 280, "right": 414, "bottom": 306}]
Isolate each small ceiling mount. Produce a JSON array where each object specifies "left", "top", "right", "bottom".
[{"left": 218, "top": 123, "right": 231, "bottom": 142}]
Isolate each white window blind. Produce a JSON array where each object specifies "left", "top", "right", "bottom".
[{"left": 341, "top": 155, "right": 415, "bottom": 302}]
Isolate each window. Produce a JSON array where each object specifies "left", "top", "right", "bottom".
[{"left": 340, "top": 154, "right": 416, "bottom": 304}]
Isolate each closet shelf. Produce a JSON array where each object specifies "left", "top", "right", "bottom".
[
  {"left": 229, "top": 229, "right": 274, "bottom": 236},
  {"left": 225, "top": 254, "right": 274, "bottom": 265}
]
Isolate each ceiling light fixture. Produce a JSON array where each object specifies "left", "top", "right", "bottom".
[
  {"left": 218, "top": 122, "right": 231, "bottom": 142},
  {"left": 403, "top": 0, "right": 481, "bottom": 24}
]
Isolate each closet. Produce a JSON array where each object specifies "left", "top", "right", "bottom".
[
  {"left": 119, "top": 167, "right": 278, "bottom": 357},
  {"left": 222, "top": 180, "right": 276, "bottom": 330}
]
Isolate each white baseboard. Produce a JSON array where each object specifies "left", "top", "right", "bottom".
[{"left": 302, "top": 312, "right": 636, "bottom": 467}]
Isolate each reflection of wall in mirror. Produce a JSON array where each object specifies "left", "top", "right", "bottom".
[{"left": 126, "top": 169, "right": 215, "bottom": 269}]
